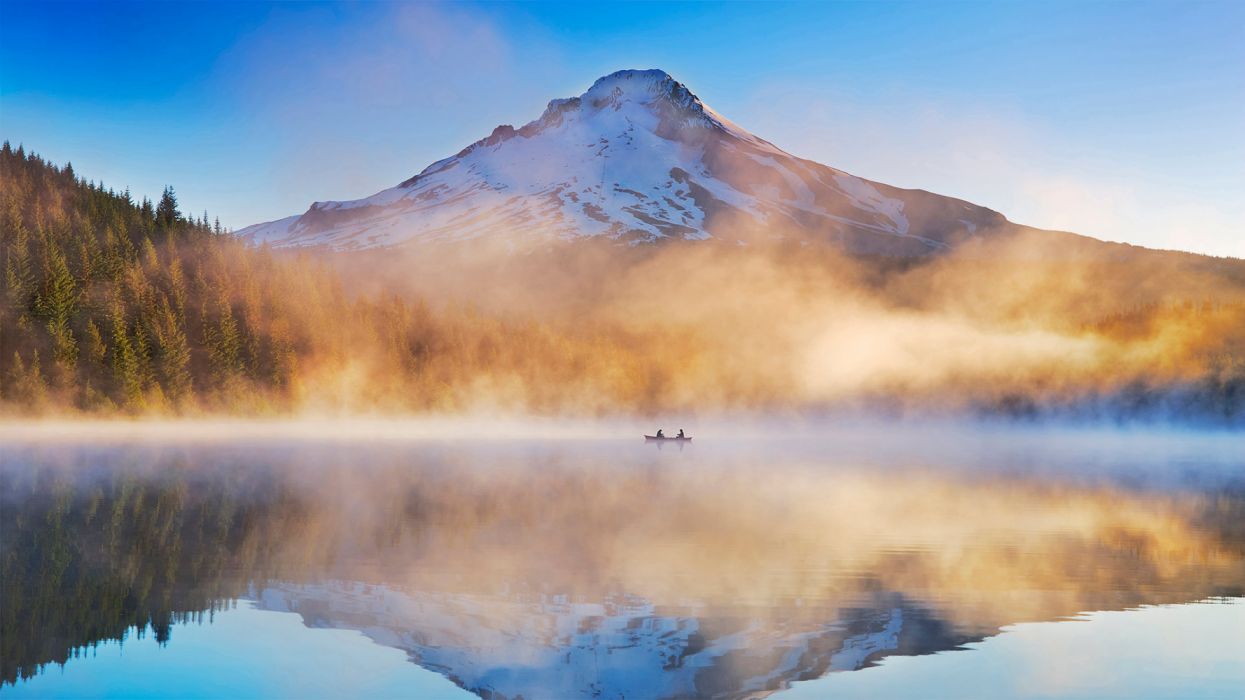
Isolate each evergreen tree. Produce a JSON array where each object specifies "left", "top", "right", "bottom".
[
  {"left": 35, "top": 239, "right": 79, "bottom": 366},
  {"left": 141, "top": 237, "right": 159, "bottom": 269},
  {"left": 5, "top": 350, "right": 47, "bottom": 406},
  {"left": 3, "top": 203, "right": 33, "bottom": 313},
  {"left": 207, "top": 295, "right": 242, "bottom": 383},
  {"left": 155, "top": 296, "right": 192, "bottom": 401},
  {"left": 109, "top": 306, "right": 142, "bottom": 407},
  {"left": 167, "top": 257, "right": 187, "bottom": 321},
  {"left": 77, "top": 238, "right": 96, "bottom": 283},
  {"left": 83, "top": 319, "right": 107, "bottom": 366},
  {"left": 155, "top": 187, "right": 179, "bottom": 230},
  {"left": 133, "top": 321, "right": 154, "bottom": 389}
]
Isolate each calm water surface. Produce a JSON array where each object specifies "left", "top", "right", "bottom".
[{"left": 1, "top": 426, "right": 1242, "bottom": 699}]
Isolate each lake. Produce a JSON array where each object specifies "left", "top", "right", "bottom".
[{"left": 1, "top": 423, "right": 1242, "bottom": 699}]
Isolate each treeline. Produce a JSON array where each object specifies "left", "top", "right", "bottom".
[
  {"left": 2, "top": 143, "right": 245, "bottom": 411},
  {"left": 0, "top": 145, "right": 698, "bottom": 415}
]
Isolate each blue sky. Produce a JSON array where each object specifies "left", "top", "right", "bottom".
[{"left": 2, "top": 0, "right": 1242, "bottom": 256}]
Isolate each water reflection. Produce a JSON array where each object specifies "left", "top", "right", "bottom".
[{"left": 1, "top": 434, "right": 1242, "bottom": 698}]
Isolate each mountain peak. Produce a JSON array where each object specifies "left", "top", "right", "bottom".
[
  {"left": 449, "top": 68, "right": 716, "bottom": 164},
  {"left": 580, "top": 68, "right": 711, "bottom": 125},
  {"left": 524, "top": 68, "right": 712, "bottom": 136},
  {"left": 239, "top": 69, "right": 1007, "bottom": 254},
  {"left": 583, "top": 69, "right": 690, "bottom": 104}
]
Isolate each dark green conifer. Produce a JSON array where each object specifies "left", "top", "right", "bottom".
[
  {"left": 208, "top": 295, "right": 242, "bottom": 383},
  {"left": 155, "top": 187, "right": 179, "bottom": 230},
  {"left": 110, "top": 305, "right": 142, "bottom": 406},
  {"left": 155, "top": 296, "right": 192, "bottom": 401}
]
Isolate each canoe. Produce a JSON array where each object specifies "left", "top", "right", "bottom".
[{"left": 644, "top": 435, "right": 692, "bottom": 442}]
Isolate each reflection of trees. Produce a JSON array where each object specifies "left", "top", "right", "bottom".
[
  {"left": 2, "top": 448, "right": 1243, "bottom": 691},
  {"left": 0, "top": 464, "right": 313, "bottom": 685}
]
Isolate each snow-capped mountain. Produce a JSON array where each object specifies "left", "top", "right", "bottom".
[
  {"left": 254, "top": 582, "right": 968, "bottom": 700},
  {"left": 238, "top": 69, "right": 1007, "bottom": 254}
]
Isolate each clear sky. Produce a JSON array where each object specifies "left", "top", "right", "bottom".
[{"left": 2, "top": 0, "right": 1242, "bottom": 256}]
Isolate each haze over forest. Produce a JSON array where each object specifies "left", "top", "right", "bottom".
[{"left": 1, "top": 120, "right": 1243, "bottom": 424}]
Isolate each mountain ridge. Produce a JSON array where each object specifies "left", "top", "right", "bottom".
[{"left": 237, "top": 69, "right": 1011, "bottom": 255}]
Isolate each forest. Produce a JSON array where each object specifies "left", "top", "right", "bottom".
[{"left": 2, "top": 144, "right": 1243, "bottom": 423}]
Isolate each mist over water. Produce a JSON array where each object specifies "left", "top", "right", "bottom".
[
  {"left": 3, "top": 5, "right": 1242, "bottom": 699},
  {"left": 3, "top": 424, "right": 1242, "bottom": 698}
]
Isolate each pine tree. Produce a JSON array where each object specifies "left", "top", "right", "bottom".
[
  {"left": 134, "top": 320, "right": 154, "bottom": 388},
  {"left": 167, "top": 257, "right": 187, "bottom": 321},
  {"left": 35, "top": 239, "right": 79, "bottom": 366},
  {"left": 155, "top": 187, "right": 179, "bottom": 230},
  {"left": 141, "top": 237, "right": 159, "bottom": 269},
  {"left": 77, "top": 238, "right": 96, "bottom": 282},
  {"left": 3, "top": 203, "right": 33, "bottom": 313},
  {"left": 110, "top": 306, "right": 142, "bottom": 406},
  {"left": 5, "top": 350, "right": 48, "bottom": 406},
  {"left": 100, "top": 225, "right": 124, "bottom": 280},
  {"left": 155, "top": 296, "right": 192, "bottom": 401},
  {"left": 208, "top": 295, "right": 242, "bottom": 383},
  {"left": 268, "top": 320, "right": 297, "bottom": 388},
  {"left": 84, "top": 318, "right": 107, "bottom": 365}
]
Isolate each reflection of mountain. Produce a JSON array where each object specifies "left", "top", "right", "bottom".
[
  {"left": 256, "top": 583, "right": 972, "bottom": 700},
  {"left": 3, "top": 440, "right": 1244, "bottom": 691}
]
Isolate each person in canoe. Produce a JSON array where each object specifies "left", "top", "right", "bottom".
[
  {"left": 655, "top": 429, "right": 665, "bottom": 438},
  {"left": 677, "top": 429, "right": 685, "bottom": 438}
]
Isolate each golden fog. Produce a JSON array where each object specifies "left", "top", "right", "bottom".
[
  {"left": 315, "top": 225, "right": 1245, "bottom": 417},
  {"left": 4, "top": 147, "right": 1243, "bottom": 418},
  {"left": 10, "top": 439, "right": 1239, "bottom": 638}
]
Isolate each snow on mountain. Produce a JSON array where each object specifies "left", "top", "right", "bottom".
[
  {"left": 238, "top": 69, "right": 1006, "bottom": 254},
  {"left": 253, "top": 581, "right": 932, "bottom": 700}
]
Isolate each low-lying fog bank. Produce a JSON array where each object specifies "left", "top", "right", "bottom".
[
  {"left": 1, "top": 413, "right": 1242, "bottom": 441},
  {"left": 1, "top": 416, "right": 1241, "bottom": 482}
]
